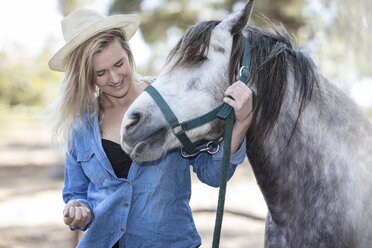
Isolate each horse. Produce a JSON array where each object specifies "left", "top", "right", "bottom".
[{"left": 120, "top": 0, "right": 372, "bottom": 247}]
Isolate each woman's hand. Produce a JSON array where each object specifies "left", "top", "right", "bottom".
[
  {"left": 223, "top": 80, "right": 254, "bottom": 154},
  {"left": 63, "top": 200, "right": 92, "bottom": 229},
  {"left": 224, "top": 80, "right": 253, "bottom": 126}
]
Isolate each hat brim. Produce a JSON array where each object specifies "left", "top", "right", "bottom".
[{"left": 48, "top": 14, "right": 140, "bottom": 72}]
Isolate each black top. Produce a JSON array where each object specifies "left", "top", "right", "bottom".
[{"left": 101, "top": 139, "right": 132, "bottom": 179}]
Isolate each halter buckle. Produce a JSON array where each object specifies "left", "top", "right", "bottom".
[{"left": 172, "top": 124, "right": 182, "bottom": 135}]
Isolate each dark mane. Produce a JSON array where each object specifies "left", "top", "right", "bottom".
[
  {"left": 166, "top": 20, "right": 245, "bottom": 86},
  {"left": 166, "top": 20, "right": 318, "bottom": 147},
  {"left": 166, "top": 21, "right": 220, "bottom": 71},
  {"left": 246, "top": 25, "right": 318, "bottom": 147}
]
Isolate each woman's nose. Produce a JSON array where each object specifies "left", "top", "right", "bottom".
[{"left": 108, "top": 70, "right": 120, "bottom": 84}]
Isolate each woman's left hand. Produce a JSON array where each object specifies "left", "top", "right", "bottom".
[
  {"left": 223, "top": 80, "right": 254, "bottom": 154},
  {"left": 223, "top": 80, "right": 253, "bottom": 128}
]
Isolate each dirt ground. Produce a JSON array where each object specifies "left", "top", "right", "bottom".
[{"left": 0, "top": 118, "right": 267, "bottom": 248}]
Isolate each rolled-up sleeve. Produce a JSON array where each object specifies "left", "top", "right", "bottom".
[
  {"left": 63, "top": 150, "right": 94, "bottom": 231},
  {"left": 191, "top": 138, "right": 246, "bottom": 187},
  {"left": 63, "top": 151, "right": 90, "bottom": 203}
]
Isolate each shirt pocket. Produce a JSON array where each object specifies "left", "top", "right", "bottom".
[{"left": 77, "top": 150, "right": 109, "bottom": 188}]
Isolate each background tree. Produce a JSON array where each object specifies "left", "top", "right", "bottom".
[
  {"left": 110, "top": 0, "right": 306, "bottom": 45},
  {"left": 290, "top": 0, "right": 372, "bottom": 102},
  {"left": 110, "top": 0, "right": 371, "bottom": 100},
  {"left": 109, "top": 0, "right": 306, "bottom": 75},
  {"left": 0, "top": 43, "right": 61, "bottom": 107},
  {"left": 57, "top": 0, "right": 94, "bottom": 16},
  {"left": 1, "top": 0, "right": 369, "bottom": 114}
]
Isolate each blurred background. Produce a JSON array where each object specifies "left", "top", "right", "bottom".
[{"left": 0, "top": 0, "right": 371, "bottom": 247}]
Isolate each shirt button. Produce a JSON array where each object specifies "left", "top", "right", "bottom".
[
  {"left": 127, "top": 181, "right": 131, "bottom": 185},
  {"left": 84, "top": 155, "right": 88, "bottom": 160},
  {"left": 124, "top": 203, "right": 129, "bottom": 207},
  {"left": 120, "top": 227, "right": 125, "bottom": 232}
]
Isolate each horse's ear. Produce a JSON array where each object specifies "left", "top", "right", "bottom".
[{"left": 219, "top": 0, "right": 254, "bottom": 34}]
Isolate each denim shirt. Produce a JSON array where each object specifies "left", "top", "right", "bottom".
[{"left": 63, "top": 114, "right": 246, "bottom": 248}]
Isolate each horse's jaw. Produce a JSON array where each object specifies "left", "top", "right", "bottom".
[
  {"left": 121, "top": 125, "right": 172, "bottom": 162},
  {"left": 120, "top": 108, "right": 223, "bottom": 162},
  {"left": 124, "top": 136, "right": 173, "bottom": 162},
  {"left": 120, "top": 116, "right": 172, "bottom": 162},
  {"left": 120, "top": 95, "right": 225, "bottom": 162}
]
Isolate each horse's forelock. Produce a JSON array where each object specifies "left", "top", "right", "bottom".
[
  {"left": 166, "top": 21, "right": 221, "bottom": 71},
  {"left": 166, "top": 20, "right": 245, "bottom": 87}
]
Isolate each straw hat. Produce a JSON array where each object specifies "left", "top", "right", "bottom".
[{"left": 48, "top": 8, "right": 140, "bottom": 72}]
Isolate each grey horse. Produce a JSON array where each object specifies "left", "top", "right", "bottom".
[{"left": 121, "top": 0, "right": 372, "bottom": 247}]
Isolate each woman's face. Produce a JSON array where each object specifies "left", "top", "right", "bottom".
[{"left": 93, "top": 38, "right": 133, "bottom": 100}]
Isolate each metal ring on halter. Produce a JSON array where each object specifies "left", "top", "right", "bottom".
[
  {"left": 239, "top": 65, "right": 249, "bottom": 78},
  {"left": 180, "top": 138, "right": 222, "bottom": 158},
  {"left": 205, "top": 140, "right": 220, "bottom": 155},
  {"left": 181, "top": 147, "right": 204, "bottom": 158}
]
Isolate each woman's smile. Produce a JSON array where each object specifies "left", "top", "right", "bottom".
[{"left": 110, "top": 79, "right": 124, "bottom": 89}]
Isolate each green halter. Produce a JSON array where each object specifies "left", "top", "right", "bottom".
[{"left": 145, "top": 36, "right": 254, "bottom": 154}]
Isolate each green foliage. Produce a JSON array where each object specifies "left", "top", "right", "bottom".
[
  {"left": 110, "top": 0, "right": 306, "bottom": 45},
  {"left": 322, "top": 0, "right": 372, "bottom": 76},
  {"left": 108, "top": 0, "right": 371, "bottom": 85},
  {"left": 1, "top": 0, "right": 369, "bottom": 111},
  {"left": 0, "top": 45, "right": 62, "bottom": 107},
  {"left": 109, "top": 0, "right": 142, "bottom": 14},
  {"left": 109, "top": 0, "right": 307, "bottom": 76},
  {"left": 57, "top": 0, "right": 93, "bottom": 16},
  {"left": 214, "top": 0, "right": 307, "bottom": 33},
  {"left": 0, "top": 0, "right": 96, "bottom": 107}
]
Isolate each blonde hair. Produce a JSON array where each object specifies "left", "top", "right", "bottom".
[{"left": 49, "top": 28, "right": 136, "bottom": 145}]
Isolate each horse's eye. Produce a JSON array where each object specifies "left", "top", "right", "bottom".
[
  {"left": 213, "top": 45, "right": 225, "bottom": 54},
  {"left": 200, "top": 57, "right": 208, "bottom": 63},
  {"left": 195, "top": 56, "right": 208, "bottom": 65}
]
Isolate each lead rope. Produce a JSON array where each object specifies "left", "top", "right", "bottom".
[
  {"left": 211, "top": 110, "right": 234, "bottom": 248},
  {"left": 212, "top": 35, "right": 252, "bottom": 248}
]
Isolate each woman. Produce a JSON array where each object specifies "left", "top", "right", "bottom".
[{"left": 49, "top": 8, "right": 254, "bottom": 248}]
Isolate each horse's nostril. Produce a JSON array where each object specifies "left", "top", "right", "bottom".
[{"left": 126, "top": 112, "right": 141, "bottom": 127}]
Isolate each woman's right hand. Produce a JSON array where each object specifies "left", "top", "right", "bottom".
[{"left": 63, "top": 200, "right": 92, "bottom": 229}]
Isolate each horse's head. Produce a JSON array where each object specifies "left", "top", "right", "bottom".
[{"left": 120, "top": 1, "right": 254, "bottom": 161}]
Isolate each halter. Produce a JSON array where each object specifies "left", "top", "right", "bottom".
[
  {"left": 144, "top": 35, "right": 255, "bottom": 155},
  {"left": 145, "top": 35, "right": 254, "bottom": 247}
]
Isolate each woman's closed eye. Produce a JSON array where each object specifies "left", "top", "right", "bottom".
[
  {"left": 96, "top": 60, "right": 123, "bottom": 77},
  {"left": 97, "top": 70, "right": 105, "bottom": 77},
  {"left": 114, "top": 60, "right": 123, "bottom": 68}
]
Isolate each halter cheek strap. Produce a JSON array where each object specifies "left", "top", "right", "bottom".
[
  {"left": 212, "top": 35, "right": 254, "bottom": 248},
  {"left": 217, "top": 35, "right": 255, "bottom": 119},
  {"left": 144, "top": 85, "right": 197, "bottom": 153}
]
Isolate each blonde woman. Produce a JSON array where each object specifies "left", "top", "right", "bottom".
[{"left": 49, "top": 8, "right": 253, "bottom": 248}]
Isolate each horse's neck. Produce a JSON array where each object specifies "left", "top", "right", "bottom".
[{"left": 247, "top": 71, "right": 372, "bottom": 219}]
